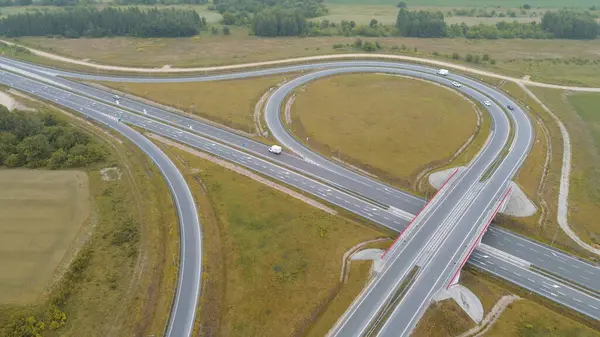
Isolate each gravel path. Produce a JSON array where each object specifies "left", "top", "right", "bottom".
[
  {"left": 519, "top": 84, "right": 600, "bottom": 255},
  {"left": 456, "top": 295, "right": 521, "bottom": 337}
]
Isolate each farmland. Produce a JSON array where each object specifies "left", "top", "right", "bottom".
[{"left": 0, "top": 170, "right": 90, "bottom": 305}]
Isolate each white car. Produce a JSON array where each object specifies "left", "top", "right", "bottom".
[
  {"left": 452, "top": 82, "right": 461, "bottom": 87},
  {"left": 113, "top": 94, "right": 120, "bottom": 100},
  {"left": 268, "top": 145, "right": 282, "bottom": 155},
  {"left": 484, "top": 100, "right": 491, "bottom": 106}
]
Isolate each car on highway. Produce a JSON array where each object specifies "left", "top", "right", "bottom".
[
  {"left": 113, "top": 94, "right": 120, "bottom": 100},
  {"left": 507, "top": 104, "right": 515, "bottom": 110},
  {"left": 452, "top": 82, "right": 461, "bottom": 87},
  {"left": 437, "top": 69, "right": 449, "bottom": 76},
  {"left": 484, "top": 100, "right": 491, "bottom": 106},
  {"left": 268, "top": 145, "right": 282, "bottom": 155}
]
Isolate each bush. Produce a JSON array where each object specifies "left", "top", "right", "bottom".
[
  {"left": 353, "top": 38, "right": 363, "bottom": 48},
  {"left": 397, "top": 1, "right": 406, "bottom": 8},
  {"left": 482, "top": 53, "right": 490, "bottom": 61},
  {"left": 452, "top": 52, "right": 460, "bottom": 60},
  {"left": 362, "top": 41, "right": 377, "bottom": 52},
  {"left": 222, "top": 26, "right": 231, "bottom": 35},
  {"left": 332, "top": 43, "right": 344, "bottom": 49}
]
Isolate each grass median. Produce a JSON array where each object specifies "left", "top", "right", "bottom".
[{"left": 289, "top": 73, "right": 479, "bottom": 192}]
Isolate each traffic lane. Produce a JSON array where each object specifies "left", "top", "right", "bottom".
[
  {"left": 0, "top": 73, "right": 202, "bottom": 337},
  {"left": 3, "top": 64, "right": 597, "bottom": 296},
  {"left": 3, "top": 69, "right": 596, "bottom": 322},
  {"left": 483, "top": 227, "right": 600, "bottom": 293},
  {"left": 470, "top": 250, "right": 600, "bottom": 320}
]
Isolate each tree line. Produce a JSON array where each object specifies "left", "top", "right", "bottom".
[
  {"left": 0, "top": 107, "right": 107, "bottom": 169},
  {"left": 394, "top": 8, "right": 598, "bottom": 39},
  {"left": 0, "top": 6, "right": 206, "bottom": 38},
  {"left": 213, "top": 0, "right": 326, "bottom": 18}
]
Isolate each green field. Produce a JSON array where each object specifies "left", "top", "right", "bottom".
[
  {"left": 324, "top": 0, "right": 599, "bottom": 8},
  {"left": 0, "top": 170, "right": 90, "bottom": 305}
]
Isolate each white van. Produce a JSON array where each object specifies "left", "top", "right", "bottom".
[
  {"left": 437, "top": 69, "right": 449, "bottom": 76},
  {"left": 268, "top": 145, "right": 282, "bottom": 155}
]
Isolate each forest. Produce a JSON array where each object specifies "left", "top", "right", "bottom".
[
  {"left": 0, "top": 107, "right": 107, "bottom": 169},
  {"left": 0, "top": 7, "right": 206, "bottom": 38}
]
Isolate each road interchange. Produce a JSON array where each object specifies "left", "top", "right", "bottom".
[{"left": 0, "top": 57, "right": 598, "bottom": 336}]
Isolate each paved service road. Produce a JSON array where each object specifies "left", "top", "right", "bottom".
[{"left": 1, "top": 58, "right": 598, "bottom": 334}]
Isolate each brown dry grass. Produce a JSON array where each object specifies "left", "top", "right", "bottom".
[
  {"left": 290, "top": 73, "right": 478, "bottom": 191},
  {"left": 95, "top": 75, "right": 291, "bottom": 132},
  {"left": 0, "top": 170, "right": 90, "bottom": 305},
  {"left": 160, "top": 145, "right": 384, "bottom": 337}
]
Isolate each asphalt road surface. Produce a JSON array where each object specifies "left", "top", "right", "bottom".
[{"left": 1, "top": 58, "right": 598, "bottom": 334}]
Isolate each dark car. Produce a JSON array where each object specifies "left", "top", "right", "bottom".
[{"left": 507, "top": 104, "right": 515, "bottom": 110}]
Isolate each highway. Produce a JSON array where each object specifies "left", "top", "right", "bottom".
[
  {"left": 1, "top": 58, "right": 598, "bottom": 334},
  {"left": 2, "top": 57, "right": 596, "bottom": 294}
]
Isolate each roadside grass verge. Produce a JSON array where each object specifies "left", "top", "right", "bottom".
[
  {"left": 93, "top": 76, "right": 291, "bottom": 133},
  {"left": 158, "top": 145, "right": 385, "bottom": 336},
  {"left": 12, "top": 32, "right": 600, "bottom": 86},
  {"left": 468, "top": 267, "right": 600, "bottom": 332},
  {"left": 527, "top": 88, "right": 600, "bottom": 252},
  {"left": 305, "top": 260, "right": 372, "bottom": 337},
  {"left": 289, "top": 73, "right": 479, "bottom": 192},
  {"left": 0, "top": 104, "right": 178, "bottom": 336},
  {"left": 415, "top": 266, "right": 600, "bottom": 337}
]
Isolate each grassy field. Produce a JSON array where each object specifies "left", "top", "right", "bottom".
[
  {"left": 0, "top": 105, "right": 179, "bottom": 336},
  {"left": 528, "top": 88, "right": 600, "bottom": 249},
  {"left": 160, "top": 145, "right": 385, "bottom": 336},
  {"left": 13, "top": 31, "right": 600, "bottom": 86},
  {"left": 485, "top": 300, "right": 600, "bottom": 337},
  {"left": 290, "top": 73, "right": 478, "bottom": 191},
  {"left": 95, "top": 75, "right": 291, "bottom": 132},
  {"left": 0, "top": 170, "right": 90, "bottom": 305}
]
